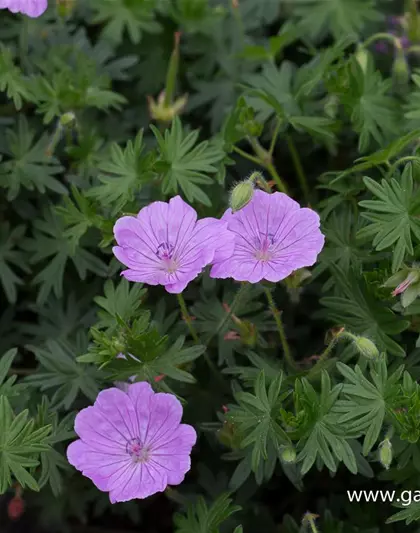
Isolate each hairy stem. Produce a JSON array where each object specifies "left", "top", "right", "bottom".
[
  {"left": 307, "top": 328, "right": 345, "bottom": 379},
  {"left": 176, "top": 293, "right": 221, "bottom": 379},
  {"left": 286, "top": 135, "right": 310, "bottom": 203},
  {"left": 233, "top": 145, "right": 262, "bottom": 166},
  {"left": 208, "top": 282, "right": 250, "bottom": 346},
  {"left": 176, "top": 293, "right": 200, "bottom": 343},
  {"left": 263, "top": 286, "right": 295, "bottom": 370}
]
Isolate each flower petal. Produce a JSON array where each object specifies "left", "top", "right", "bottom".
[
  {"left": 143, "top": 393, "right": 183, "bottom": 449},
  {"left": 94, "top": 387, "right": 140, "bottom": 441},
  {"left": 109, "top": 462, "right": 167, "bottom": 502},
  {"left": 150, "top": 424, "right": 196, "bottom": 485},
  {"left": 67, "top": 440, "right": 131, "bottom": 493}
]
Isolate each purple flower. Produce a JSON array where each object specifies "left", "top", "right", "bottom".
[
  {"left": 210, "top": 190, "right": 324, "bottom": 283},
  {"left": 0, "top": 0, "right": 47, "bottom": 17},
  {"left": 113, "top": 196, "right": 234, "bottom": 293},
  {"left": 67, "top": 382, "right": 197, "bottom": 503}
]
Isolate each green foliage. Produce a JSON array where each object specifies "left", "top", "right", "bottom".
[
  {"left": 358, "top": 164, "right": 420, "bottom": 272},
  {"left": 228, "top": 371, "right": 289, "bottom": 473},
  {"left": 174, "top": 493, "right": 241, "bottom": 533},
  {"left": 287, "top": 0, "right": 381, "bottom": 41},
  {"left": 3, "top": 1, "right": 420, "bottom": 531},
  {"left": 289, "top": 372, "right": 358, "bottom": 475},
  {"left": 0, "top": 395, "right": 51, "bottom": 493},
  {"left": 0, "top": 116, "right": 65, "bottom": 200},
  {"left": 87, "top": 131, "right": 153, "bottom": 214},
  {"left": 151, "top": 118, "right": 225, "bottom": 205}
]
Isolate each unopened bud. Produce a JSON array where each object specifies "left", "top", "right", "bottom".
[
  {"left": 354, "top": 336, "right": 379, "bottom": 360},
  {"left": 343, "top": 332, "right": 379, "bottom": 360},
  {"left": 148, "top": 92, "right": 188, "bottom": 123},
  {"left": 379, "top": 438, "right": 393, "bottom": 470},
  {"left": 280, "top": 445, "right": 296, "bottom": 464},
  {"left": 324, "top": 94, "right": 339, "bottom": 119},
  {"left": 56, "top": 0, "right": 76, "bottom": 17},
  {"left": 302, "top": 512, "right": 319, "bottom": 532},
  {"left": 392, "top": 47, "right": 410, "bottom": 88},
  {"left": 60, "top": 111, "right": 76, "bottom": 127},
  {"left": 355, "top": 45, "right": 369, "bottom": 73},
  {"left": 8, "top": 496, "right": 24, "bottom": 520},
  {"left": 230, "top": 178, "right": 255, "bottom": 212}
]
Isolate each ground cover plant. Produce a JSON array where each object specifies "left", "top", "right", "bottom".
[{"left": 4, "top": 0, "right": 420, "bottom": 532}]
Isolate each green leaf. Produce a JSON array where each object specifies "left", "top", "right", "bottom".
[
  {"left": 87, "top": 131, "right": 154, "bottom": 215},
  {"left": 151, "top": 118, "right": 225, "bottom": 205},
  {"left": 34, "top": 397, "right": 74, "bottom": 496},
  {"left": 229, "top": 370, "right": 289, "bottom": 473},
  {"left": 174, "top": 493, "right": 241, "bottom": 533},
  {"left": 55, "top": 186, "right": 101, "bottom": 248},
  {"left": 287, "top": 0, "right": 381, "bottom": 41},
  {"left": 358, "top": 164, "right": 420, "bottom": 271},
  {"left": 330, "top": 55, "right": 401, "bottom": 153},
  {"left": 335, "top": 360, "right": 402, "bottom": 454},
  {"left": 107, "top": 335, "right": 204, "bottom": 386},
  {"left": 321, "top": 266, "right": 409, "bottom": 357},
  {"left": 22, "top": 209, "right": 108, "bottom": 305},
  {"left": 0, "top": 224, "right": 30, "bottom": 304},
  {"left": 94, "top": 279, "right": 147, "bottom": 330},
  {"left": 0, "top": 116, "right": 65, "bottom": 201},
  {"left": 25, "top": 340, "right": 101, "bottom": 409},
  {"left": 387, "top": 502, "right": 420, "bottom": 525},
  {"left": 0, "top": 45, "right": 33, "bottom": 109},
  {"left": 292, "top": 372, "right": 357, "bottom": 475},
  {"left": 90, "top": 0, "right": 161, "bottom": 44},
  {"left": 0, "top": 395, "right": 51, "bottom": 494},
  {"left": 0, "top": 348, "right": 26, "bottom": 400}
]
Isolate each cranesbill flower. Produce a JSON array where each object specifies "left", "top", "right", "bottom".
[
  {"left": 67, "top": 382, "right": 196, "bottom": 503},
  {"left": 0, "top": 0, "right": 48, "bottom": 17},
  {"left": 113, "top": 196, "right": 234, "bottom": 293},
  {"left": 210, "top": 190, "right": 324, "bottom": 283}
]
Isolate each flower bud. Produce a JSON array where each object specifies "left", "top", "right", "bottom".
[
  {"left": 56, "top": 0, "right": 76, "bottom": 17},
  {"left": 379, "top": 438, "right": 393, "bottom": 470},
  {"left": 355, "top": 45, "right": 369, "bottom": 73},
  {"left": 392, "top": 46, "right": 410, "bottom": 89},
  {"left": 280, "top": 445, "right": 297, "bottom": 464},
  {"left": 8, "top": 496, "right": 24, "bottom": 521},
  {"left": 230, "top": 179, "right": 255, "bottom": 212},
  {"left": 60, "top": 111, "right": 76, "bottom": 127},
  {"left": 148, "top": 92, "right": 188, "bottom": 123},
  {"left": 353, "top": 336, "right": 380, "bottom": 360},
  {"left": 302, "top": 512, "right": 319, "bottom": 532},
  {"left": 385, "top": 266, "right": 420, "bottom": 307}
]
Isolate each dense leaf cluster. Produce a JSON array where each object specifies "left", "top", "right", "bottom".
[{"left": 3, "top": 0, "right": 420, "bottom": 532}]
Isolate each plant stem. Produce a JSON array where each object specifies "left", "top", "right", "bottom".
[
  {"left": 263, "top": 286, "right": 295, "bottom": 370},
  {"left": 233, "top": 145, "right": 262, "bottom": 166},
  {"left": 269, "top": 118, "right": 282, "bottom": 156},
  {"left": 176, "top": 293, "right": 221, "bottom": 380},
  {"left": 387, "top": 156, "right": 420, "bottom": 178},
  {"left": 307, "top": 328, "right": 345, "bottom": 379},
  {"left": 176, "top": 293, "right": 200, "bottom": 343},
  {"left": 208, "top": 282, "right": 250, "bottom": 346},
  {"left": 362, "top": 32, "right": 400, "bottom": 49},
  {"left": 266, "top": 161, "right": 289, "bottom": 194},
  {"left": 286, "top": 135, "right": 310, "bottom": 203}
]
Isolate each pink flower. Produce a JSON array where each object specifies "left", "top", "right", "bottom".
[
  {"left": 113, "top": 196, "right": 234, "bottom": 293},
  {"left": 67, "top": 383, "right": 197, "bottom": 503},
  {"left": 210, "top": 190, "right": 324, "bottom": 283},
  {"left": 392, "top": 271, "right": 419, "bottom": 296},
  {"left": 0, "top": 0, "right": 47, "bottom": 17}
]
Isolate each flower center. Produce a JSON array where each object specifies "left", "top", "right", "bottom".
[
  {"left": 254, "top": 232, "right": 276, "bottom": 262},
  {"left": 126, "top": 437, "right": 149, "bottom": 463},
  {"left": 156, "top": 242, "right": 178, "bottom": 273},
  {"left": 156, "top": 242, "right": 174, "bottom": 260}
]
